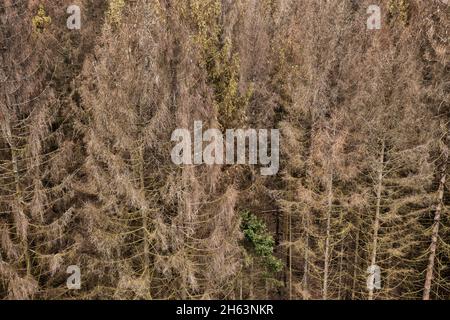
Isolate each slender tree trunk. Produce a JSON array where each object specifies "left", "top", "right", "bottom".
[
  {"left": 249, "top": 263, "right": 254, "bottom": 299},
  {"left": 288, "top": 211, "right": 292, "bottom": 300},
  {"left": 337, "top": 211, "right": 345, "bottom": 300},
  {"left": 351, "top": 225, "right": 360, "bottom": 300},
  {"left": 1, "top": 31, "right": 32, "bottom": 276},
  {"left": 132, "top": 140, "right": 152, "bottom": 298},
  {"left": 337, "top": 240, "right": 345, "bottom": 299},
  {"left": 3, "top": 120, "right": 31, "bottom": 276},
  {"left": 12, "top": 147, "right": 31, "bottom": 276},
  {"left": 423, "top": 144, "right": 448, "bottom": 300},
  {"left": 369, "top": 140, "right": 385, "bottom": 300},
  {"left": 239, "top": 272, "right": 243, "bottom": 299},
  {"left": 323, "top": 172, "right": 333, "bottom": 300},
  {"left": 138, "top": 146, "right": 150, "bottom": 272},
  {"left": 303, "top": 230, "right": 309, "bottom": 299}
]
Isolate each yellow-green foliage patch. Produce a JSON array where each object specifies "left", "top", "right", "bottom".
[
  {"left": 107, "top": 0, "right": 126, "bottom": 26},
  {"left": 32, "top": 4, "right": 52, "bottom": 32}
]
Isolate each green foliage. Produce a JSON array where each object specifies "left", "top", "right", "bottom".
[
  {"left": 184, "top": 0, "right": 253, "bottom": 128},
  {"left": 32, "top": 4, "right": 51, "bottom": 32},
  {"left": 241, "top": 211, "right": 283, "bottom": 273},
  {"left": 210, "top": 39, "right": 254, "bottom": 128},
  {"left": 107, "top": 0, "right": 125, "bottom": 26},
  {"left": 388, "top": 0, "right": 410, "bottom": 25}
]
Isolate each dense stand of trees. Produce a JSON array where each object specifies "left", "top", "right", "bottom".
[{"left": 0, "top": 0, "right": 448, "bottom": 300}]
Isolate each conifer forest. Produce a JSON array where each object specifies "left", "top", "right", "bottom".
[{"left": 0, "top": 0, "right": 449, "bottom": 300}]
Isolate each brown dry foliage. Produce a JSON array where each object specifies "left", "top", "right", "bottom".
[{"left": 0, "top": 0, "right": 448, "bottom": 300}]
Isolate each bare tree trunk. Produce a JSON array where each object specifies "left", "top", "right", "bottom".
[
  {"left": 423, "top": 141, "right": 448, "bottom": 300},
  {"left": 12, "top": 147, "right": 31, "bottom": 276},
  {"left": 323, "top": 173, "right": 333, "bottom": 300},
  {"left": 138, "top": 146, "right": 150, "bottom": 273},
  {"left": 239, "top": 272, "right": 243, "bottom": 299},
  {"left": 337, "top": 210, "right": 345, "bottom": 300},
  {"left": 337, "top": 240, "right": 345, "bottom": 299},
  {"left": 303, "top": 234, "right": 309, "bottom": 299},
  {"left": 369, "top": 140, "right": 385, "bottom": 300},
  {"left": 139, "top": 143, "right": 154, "bottom": 300},
  {"left": 288, "top": 211, "right": 292, "bottom": 300},
  {"left": 249, "top": 263, "right": 254, "bottom": 299},
  {"left": 351, "top": 222, "right": 360, "bottom": 300},
  {"left": 3, "top": 119, "right": 31, "bottom": 276}
]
